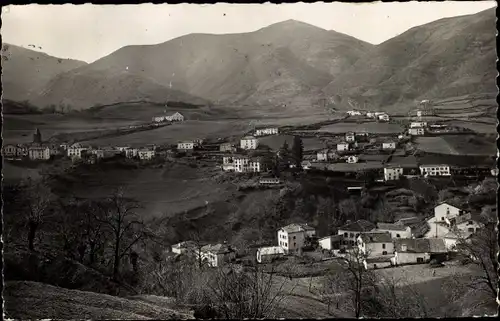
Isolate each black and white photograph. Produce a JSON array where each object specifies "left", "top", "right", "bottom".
[{"left": 1, "top": 2, "right": 498, "bottom": 319}]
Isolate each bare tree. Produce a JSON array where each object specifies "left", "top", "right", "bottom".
[
  {"left": 95, "top": 188, "right": 147, "bottom": 280},
  {"left": 19, "top": 178, "right": 54, "bottom": 251}
]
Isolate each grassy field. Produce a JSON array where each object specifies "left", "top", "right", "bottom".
[
  {"left": 3, "top": 162, "right": 43, "bottom": 183},
  {"left": 414, "top": 137, "right": 459, "bottom": 155},
  {"left": 258, "top": 135, "right": 325, "bottom": 151},
  {"left": 441, "top": 135, "right": 496, "bottom": 155},
  {"left": 318, "top": 122, "right": 403, "bottom": 134},
  {"left": 447, "top": 120, "right": 497, "bottom": 134}
]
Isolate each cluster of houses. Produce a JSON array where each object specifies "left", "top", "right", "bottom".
[
  {"left": 3, "top": 129, "right": 56, "bottom": 161},
  {"left": 152, "top": 111, "right": 185, "bottom": 123},
  {"left": 347, "top": 110, "right": 390, "bottom": 122}
]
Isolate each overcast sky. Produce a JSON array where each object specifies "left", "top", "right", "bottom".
[{"left": 1, "top": 2, "right": 496, "bottom": 63}]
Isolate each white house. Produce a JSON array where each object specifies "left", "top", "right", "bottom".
[
  {"left": 450, "top": 212, "right": 483, "bottom": 234},
  {"left": 410, "top": 122, "right": 427, "bottom": 128},
  {"left": 277, "top": 223, "right": 316, "bottom": 254},
  {"left": 409, "top": 127, "right": 425, "bottom": 136},
  {"left": 419, "top": 164, "right": 451, "bottom": 177},
  {"left": 391, "top": 238, "right": 447, "bottom": 266},
  {"left": 382, "top": 141, "right": 396, "bottom": 150},
  {"left": 255, "top": 127, "right": 279, "bottom": 137},
  {"left": 376, "top": 223, "right": 412, "bottom": 239},
  {"left": 338, "top": 220, "right": 376, "bottom": 248},
  {"left": 378, "top": 114, "right": 390, "bottom": 122},
  {"left": 434, "top": 201, "right": 465, "bottom": 224},
  {"left": 138, "top": 149, "right": 155, "bottom": 160},
  {"left": 152, "top": 116, "right": 165, "bottom": 123},
  {"left": 384, "top": 166, "right": 403, "bottom": 181},
  {"left": 28, "top": 146, "right": 50, "bottom": 160},
  {"left": 125, "top": 148, "right": 139, "bottom": 158},
  {"left": 337, "top": 142, "right": 350, "bottom": 152},
  {"left": 416, "top": 110, "right": 423, "bottom": 118},
  {"left": 318, "top": 235, "right": 343, "bottom": 252},
  {"left": 256, "top": 246, "right": 285, "bottom": 263},
  {"left": 301, "top": 161, "right": 312, "bottom": 170},
  {"left": 178, "top": 141, "right": 194, "bottom": 151},
  {"left": 233, "top": 156, "right": 261, "bottom": 173},
  {"left": 67, "top": 143, "right": 87, "bottom": 159},
  {"left": 197, "top": 243, "right": 236, "bottom": 267},
  {"left": 357, "top": 232, "right": 394, "bottom": 257},
  {"left": 171, "top": 241, "right": 197, "bottom": 255},
  {"left": 220, "top": 142, "right": 236, "bottom": 152},
  {"left": 240, "top": 136, "right": 258, "bottom": 150},
  {"left": 443, "top": 231, "right": 473, "bottom": 251},
  {"left": 346, "top": 155, "right": 358, "bottom": 164},
  {"left": 317, "top": 149, "right": 337, "bottom": 161},
  {"left": 345, "top": 132, "right": 356, "bottom": 143},
  {"left": 165, "top": 112, "right": 185, "bottom": 122},
  {"left": 347, "top": 110, "right": 362, "bottom": 116}
]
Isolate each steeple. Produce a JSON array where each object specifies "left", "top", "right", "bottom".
[{"left": 33, "top": 128, "right": 42, "bottom": 144}]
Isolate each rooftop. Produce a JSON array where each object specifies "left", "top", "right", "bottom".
[
  {"left": 394, "top": 238, "right": 447, "bottom": 253},
  {"left": 453, "top": 212, "right": 481, "bottom": 225},
  {"left": 257, "top": 246, "right": 285, "bottom": 255},
  {"left": 201, "top": 243, "right": 234, "bottom": 254},
  {"left": 319, "top": 235, "right": 343, "bottom": 242},
  {"left": 172, "top": 241, "right": 197, "bottom": 249},
  {"left": 443, "top": 231, "right": 474, "bottom": 240},
  {"left": 359, "top": 232, "right": 392, "bottom": 243},
  {"left": 339, "top": 220, "right": 376, "bottom": 232},
  {"left": 241, "top": 136, "right": 257, "bottom": 140},
  {"left": 377, "top": 223, "right": 409, "bottom": 231},
  {"left": 280, "top": 223, "right": 315, "bottom": 234}
]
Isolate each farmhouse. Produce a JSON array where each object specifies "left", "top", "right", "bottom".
[
  {"left": 152, "top": 116, "right": 165, "bottom": 123},
  {"left": 234, "top": 156, "right": 261, "bottom": 173},
  {"left": 277, "top": 223, "right": 316, "bottom": 254},
  {"left": 197, "top": 243, "right": 236, "bottom": 267},
  {"left": 384, "top": 166, "right": 403, "bottom": 181},
  {"left": 443, "top": 231, "right": 473, "bottom": 251},
  {"left": 345, "top": 132, "right": 356, "bottom": 143},
  {"left": 125, "top": 148, "right": 139, "bottom": 158},
  {"left": 255, "top": 127, "right": 279, "bottom": 137},
  {"left": 171, "top": 241, "right": 197, "bottom": 255},
  {"left": 220, "top": 142, "right": 236, "bottom": 152},
  {"left": 177, "top": 141, "right": 194, "bottom": 151},
  {"left": 382, "top": 141, "right": 396, "bottom": 150},
  {"left": 409, "top": 127, "right": 425, "bottom": 136},
  {"left": 67, "top": 143, "right": 87, "bottom": 159},
  {"left": 346, "top": 155, "right": 358, "bottom": 164},
  {"left": 28, "top": 146, "right": 50, "bottom": 160},
  {"left": 391, "top": 238, "right": 447, "bottom": 266},
  {"left": 450, "top": 212, "right": 482, "bottom": 233},
  {"left": 91, "top": 149, "right": 105, "bottom": 159},
  {"left": 256, "top": 246, "right": 285, "bottom": 263},
  {"left": 317, "top": 149, "right": 337, "bottom": 161},
  {"left": 347, "top": 110, "right": 362, "bottom": 116},
  {"left": 16, "top": 145, "right": 28, "bottom": 157},
  {"left": 318, "top": 235, "right": 343, "bottom": 252},
  {"left": 376, "top": 223, "right": 412, "bottom": 239},
  {"left": 419, "top": 164, "right": 451, "bottom": 177},
  {"left": 357, "top": 232, "right": 394, "bottom": 257},
  {"left": 240, "top": 136, "right": 258, "bottom": 150},
  {"left": 138, "top": 148, "right": 155, "bottom": 160},
  {"left": 378, "top": 114, "right": 390, "bottom": 121},
  {"left": 166, "top": 112, "right": 184, "bottom": 122},
  {"left": 336, "top": 142, "right": 350, "bottom": 152},
  {"left": 3, "top": 144, "right": 17, "bottom": 157},
  {"left": 410, "top": 122, "right": 427, "bottom": 128},
  {"left": 434, "top": 201, "right": 466, "bottom": 225},
  {"left": 338, "top": 220, "right": 375, "bottom": 247}
]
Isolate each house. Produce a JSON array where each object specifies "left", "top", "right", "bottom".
[
  {"left": 165, "top": 112, "right": 185, "bottom": 122},
  {"left": 301, "top": 161, "right": 312, "bottom": 170},
  {"left": 91, "top": 149, "right": 105, "bottom": 159},
  {"left": 336, "top": 142, "right": 350, "bottom": 152},
  {"left": 138, "top": 149, "right": 155, "bottom": 160},
  {"left": 357, "top": 232, "right": 394, "bottom": 257},
  {"left": 434, "top": 201, "right": 466, "bottom": 224},
  {"left": 3, "top": 144, "right": 17, "bottom": 157},
  {"left": 383, "top": 166, "right": 403, "bottom": 181},
  {"left": 171, "top": 241, "right": 197, "bottom": 255},
  {"left": 125, "top": 148, "right": 139, "bottom": 158},
  {"left": 337, "top": 220, "right": 376, "bottom": 247},
  {"left": 376, "top": 223, "right": 412, "bottom": 239},
  {"left": 193, "top": 138, "right": 204, "bottom": 147},
  {"left": 256, "top": 246, "right": 285, "bottom": 263},
  {"left": 391, "top": 238, "right": 447, "bottom": 265},
  {"left": 255, "top": 127, "right": 279, "bottom": 137},
  {"left": 240, "top": 136, "right": 258, "bottom": 150},
  {"left": 259, "top": 177, "right": 281, "bottom": 185},
  {"left": 28, "top": 146, "right": 50, "bottom": 160},
  {"left": 67, "top": 143, "right": 87, "bottom": 159},
  {"left": 409, "top": 127, "right": 425, "bottom": 136},
  {"left": 419, "top": 164, "right": 451, "bottom": 177},
  {"left": 16, "top": 145, "right": 28, "bottom": 157},
  {"left": 410, "top": 122, "right": 427, "bottom": 128},
  {"left": 277, "top": 223, "right": 316, "bottom": 254},
  {"left": 378, "top": 114, "right": 390, "bottom": 121},
  {"left": 220, "top": 142, "right": 236, "bottom": 152},
  {"left": 233, "top": 156, "right": 261, "bottom": 173},
  {"left": 197, "top": 243, "right": 236, "bottom": 267},
  {"left": 347, "top": 110, "right": 362, "bottom": 116},
  {"left": 345, "top": 132, "right": 356, "bottom": 143},
  {"left": 346, "top": 155, "right": 358, "bottom": 164},
  {"left": 382, "top": 141, "right": 396, "bottom": 150},
  {"left": 177, "top": 141, "right": 194, "bottom": 151},
  {"left": 443, "top": 231, "right": 473, "bottom": 251},
  {"left": 317, "top": 149, "right": 337, "bottom": 161},
  {"left": 396, "top": 217, "right": 422, "bottom": 227},
  {"left": 450, "top": 212, "right": 483, "bottom": 233},
  {"left": 416, "top": 110, "right": 423, "bottom": 118},
  {"left": 318, "top": 235, "right": 343, "bottom": 252},
  {"left": 152, "top": 116, "right": 165, "bottom": 123}
]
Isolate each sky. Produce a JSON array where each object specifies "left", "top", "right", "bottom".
[{"left": 1, "top": 1, "right": 496, "bottom": 63}]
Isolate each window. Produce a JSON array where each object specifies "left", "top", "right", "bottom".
[
  {"left": 417, "top": 257, "right": 424, "bottom": 263},
  {"left": 344, "top": 232, "right": 348, "bottom": 237},
  {"left": 468, "top": 228, "right": 474, "bottom": 233},
  {"left": 382, "top": 251, "right": 387, "bottom": 255},
  {"left": 468, "top": 221, "right": 473, "bottom": 225},
  {"left": 293, "top": 236, "right": 296, "bottom": 240},
  {"left": 382, "top": 243, "right": 386, "bottom": 249},
  {"left": 350, "top": 233, "right": 354, "bottom": 238},
  {"left": 294, "top": 242, "right": 296, "bottom": 247},
  {"left": 396, "top": 234, "right": 400, "bottom": 238},
  {"left": 441, "top": 217, "right": 444, "bottom": 221}
]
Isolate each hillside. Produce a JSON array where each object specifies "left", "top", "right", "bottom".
[
  {"left": 4, "top": 281, "right": 193, "bottom": 320},
  {"left": 33, "top": 20, "right": 372, "bottom": 111},
  {"left": 322, "top": 8, "right": 497, "bottom": 112},
  {"left": 1, "top": 43, "right": 87, "bottom": 102}
]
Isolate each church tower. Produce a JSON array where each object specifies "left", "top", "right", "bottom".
[{"left": 33, "top": 128, "right": 42, "bottom": 144}]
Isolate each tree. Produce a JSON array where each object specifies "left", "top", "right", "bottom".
[
  {"left": 291, "top": 135, "right": 304, "bottom": 169},
  {"left": 277, "top": 141, "right": 290, "bottom": 172},
  {"left": 95, "top": 188, "right": 148, "bottom": 280},
  {"left": 19, "top": 178, "right": 54, "bottom": 251}
]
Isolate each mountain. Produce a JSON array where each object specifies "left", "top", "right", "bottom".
[
  {"left": 322, "top": 8, "right": 497, "bottom": 112},
  {"left": 32, "top": 20, "right": 372, "bottom": 110},
  {"left": 1, "top": 43, "right": 87, "bottom": 102}
]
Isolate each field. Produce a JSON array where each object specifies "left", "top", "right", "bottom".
[
  {"left": 318, "top": 122, "right": 403, "bottom": 134},
  {"left": 259, "top": 135, "right": 325, "bottom": 151},
  {"left": 311, "top": 161, "right": 384, "bottom": 172},
  {"left": 414, "top": 137, "right": 459, "bottom": 155},
  {"left": 447, "top": 120, "right": 497, "bottom": 134},
  {"left": 3, "top": 161, "right": 43, "bottom": 183},
  {"left": 415, "top": 135, "right": 496, "bottom": 156}
]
